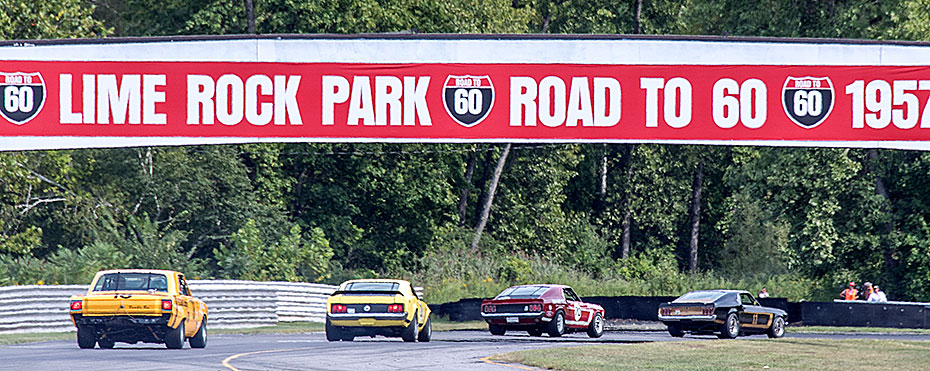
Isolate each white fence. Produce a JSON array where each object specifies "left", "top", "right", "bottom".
[{"left": 0, "top": 280, "right": 343, "bottom": 334}]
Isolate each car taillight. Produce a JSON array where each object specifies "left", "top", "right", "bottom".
[
  {"left": 526, "top": 304, "right": 541, "bottom": 312},
  {"left": 331, "top": 304, "right": 347, "bottom": 313},
  {"left": 70, "top": 300, "right": 82, "bottom": 311},
  {"left": 703, "top": 305, "right": 714, "bottom": 316},
  {"left": 161, "top": 299, "right": 173, "bottom": 311},
  {"left": 483, "top": 305, "right": 496, "bottom": 313},
  {"left": 388, "top": 304, "right": 404, "bottom": 313}
]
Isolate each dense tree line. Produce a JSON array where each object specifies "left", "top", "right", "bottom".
[{"left": 3, "top": 0, "right": 930, "bottom": 301}]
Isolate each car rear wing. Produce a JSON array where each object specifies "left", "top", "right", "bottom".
[{"left": 330, "top": 290, "right": 403, "bottom": 296}]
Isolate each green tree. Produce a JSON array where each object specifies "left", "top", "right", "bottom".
[
  {"left": 92, "top": 0, "right": 213, "bottom": 36},
  {"left": 215, "top": 219, "right": 333, "bottom": 281},
  {"left": 183, "top": 0, "right": 534, "bottom": 35},
  {"left": 280, "top": 143, "right": 460, "bottom": 272},
  {"left": 0, "top": 0, "right": 109, "bottom": 39},
  {"left": 676, "top": 0, "right": 904, "bottom": 39}
]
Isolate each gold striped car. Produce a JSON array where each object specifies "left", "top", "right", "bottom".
[{"left": 658, "top": 289, "right": 786, "bottom": 339}]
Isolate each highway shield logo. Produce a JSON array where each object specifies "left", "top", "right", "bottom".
[
  {"left": 781, "top": 76, "right": 834, "bottom": 129},
  {"left": 442, "top": 75, "right": 494, "bottom": 127},
  {"left": 0, "top": 72, "right": 46, "bottom": 125}
]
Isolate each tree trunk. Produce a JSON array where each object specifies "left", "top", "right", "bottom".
[
  {"left": 471, "top": 144, "right": 511, "bottom": 253},
  {"left": 458, "top": 150, "right": 477, "bottom": 226},
  {"left": 473, "top": 147, "right": 495, "bottom": 227},
  {"left": 688, "top": 160, "right": 704, "bottom": 273},
  {"left": 634, "top": 0, "right": 643, "bottom": 34},
  {"left": 619, "top": 145, "right": 634, "bottom": 259},
  {"left": 595, "top": 144, "right": 608, "bottom": 215},
  {"left": 600, "top": 145, "right": 608, "bottom": 198},
  {"left": 867, "top": 149, "right": 898, "bottom": 273},
  {"left": 245, "top": 0, "right": 255, "bottom": 34},
  {"left": 621, "top": 209, "right": 632, "bottom": 259}
]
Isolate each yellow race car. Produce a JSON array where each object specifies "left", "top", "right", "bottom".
[
  {"left": 325, "top": 279, "right": 431, "bottom": 342},
  {"left": 69, "top": 269, "right": 208, "bottom": 349}
]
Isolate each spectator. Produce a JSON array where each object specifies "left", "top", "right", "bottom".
[
  {"left": 863, "top": 282, "right": 874, "bottom": 301},
  {"left": 840, "top": 282, "right": 859, "bottom": 300},
  {"left": 869, "top": 285, "right": 888, "bottom": 302},
  {"left": 758, "top": 287, "right": 770, "bottom": 298}
]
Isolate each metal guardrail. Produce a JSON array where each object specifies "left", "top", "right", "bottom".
[
  {"left": 0, "top": 285, "right": 86, "bottom": 334},
  {"left": 0, "top": 280, "right": 425, "bottom": 334}
]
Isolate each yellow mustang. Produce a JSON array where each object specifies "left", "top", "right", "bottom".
[
  {"left": 69, "top": 269, "right": 208, "bottom": 349},
  {"left": 326, "top": 279, "right": 431, "bottom": 342}
]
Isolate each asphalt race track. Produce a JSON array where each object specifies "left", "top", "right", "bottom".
[{"left": 4, "top": 330, "right": 930, "bottom": 371}]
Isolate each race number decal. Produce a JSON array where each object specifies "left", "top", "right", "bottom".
[
  {"left": 782, "top": 76, "right": 834, "bottom": 129},
  {"left": 0, "top": 72, "right": 45, "bottom": 125},
  {"left": 442, "top": 75, "right": 494, "bottom": 127}
]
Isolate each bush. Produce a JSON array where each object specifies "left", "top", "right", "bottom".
[
  {"left": 46, "top": 242, "right": 128, "bottom": 284},
  {"left": 214, "top": 219, "right": 333, "bottom": 282},
  {"left": 501, "top": 256, "right": 531, "bottom": 283}
]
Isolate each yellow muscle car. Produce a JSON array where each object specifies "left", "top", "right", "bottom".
[
  {"left": 69, "top": 269, "right": 208, "bottom": 349},
  {"left": 326, "top": 279, "right": 431, "bottom": 342}
]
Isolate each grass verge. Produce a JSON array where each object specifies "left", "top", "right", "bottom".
[
  {"left": 0, "top": 318, "right": 483, "bottom": 346},
  {"left": 788, "top": 326, "right": 930, "bottom": 334},
  {"left": 0, "top": 332, "right": 73, "bottom": 346},
  {"left": 431, "top": 317, "right": 487, "bottom": 331},
  {"left": 492, "top": 339, "right": 930, "bottom": 371},
  {"left": 0, "top": 322, "right": 326, "bottom": 346},
  {"left": 211, "top": 321, "right": 324, "bottom": 335}
]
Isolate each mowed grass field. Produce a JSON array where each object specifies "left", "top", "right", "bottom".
[{"left": 492, "top": 339, "right": 930, "bottom": 371}]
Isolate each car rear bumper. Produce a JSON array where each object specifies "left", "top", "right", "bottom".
[
  {"left": 658, "top": 314, "right": 716, "bottom": 321},
  {"left": 482, "top": 312, "right": 550, "bottom": 325},
  {"left": 327, "top": 313, "right": 409, "bottom": 327},
  {"left": 481, "top": 312, "right": 544, "bottom": 318},
  {"left": 662, "top": 319, "right": 725, "bottom": 333},
  {"left": 72, "top": 313, "right": 175, "bottom": 344},
  {"left": 72, "top": 313, "right": 172, "bottom": 326}
]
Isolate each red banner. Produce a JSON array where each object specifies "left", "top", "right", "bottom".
[{"left": 3, "top": 61, "right": 930, "bottom": 142}]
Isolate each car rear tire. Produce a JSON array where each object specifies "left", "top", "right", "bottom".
[
  {"left": 165, "top": 322, "right": 185, "bottom": 349},
  {"left": 547, "top": 311, "right": 565, "bottom": 337},
  {"left": 76, "top": 326, "right": 96, "bottom": 349},
  {"left": 718, "top": 313, "right": 740, "bottom": 339},
  {"left": 767, "top": 316, "right": 786, "bottom": 339},
  {"left": 325, "top": 319, "right": 342, "bottom": 342},
  {"left": 418, "top": 316, "right": 432, "bottom": 342},
  {"left": 189, "top": 319, "right": 207, "bottom": 348},
  {"left": 527, "top": 328, "right": 543, "bottom": 336},
  {"left": 489, "top": 324, "right": 506, "bottom": 336},
  {"left": 401, "top": 313, "right": 418, "bottom": 342},
  {"left": 586, "top": 313, "right": 604, "bottom": 338},
  {"left": 667, "top": 324, "right": 685, "bottom": 337}
]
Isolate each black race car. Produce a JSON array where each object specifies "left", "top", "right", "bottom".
[{"left": 658, "top": 289, "right": 786, "bottom": 339}]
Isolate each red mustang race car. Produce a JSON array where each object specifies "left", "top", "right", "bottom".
[{"left": 480, "top": 284, "right": 604, "bottom": 337}]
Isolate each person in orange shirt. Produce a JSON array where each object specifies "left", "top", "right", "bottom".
[{"left": 840, "top": 282, "right": 859, "bottom": 300}]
